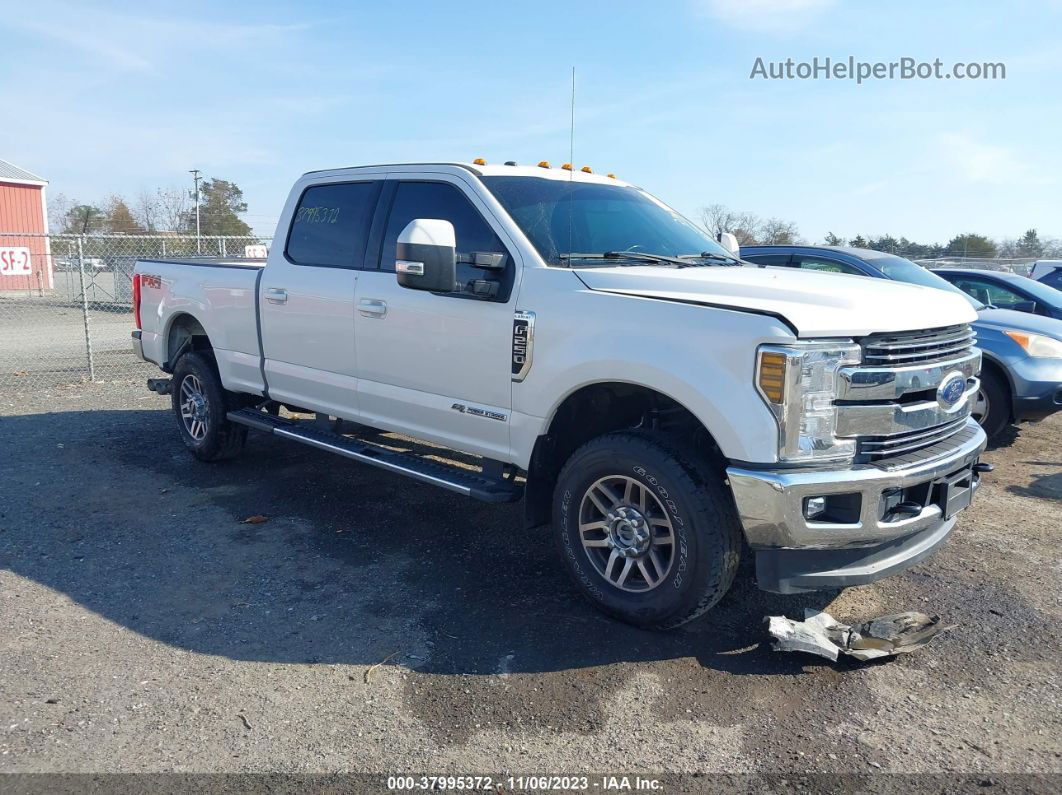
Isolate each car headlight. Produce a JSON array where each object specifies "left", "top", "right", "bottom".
[
  {"left": 1004, "top": 330, "right": 1062, "bottom": 358},
  {"left": 756, "top": 342, "right": 861, "bottom": 463}
]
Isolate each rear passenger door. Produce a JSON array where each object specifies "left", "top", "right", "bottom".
[{"left": 260, "top": 178, "right": 382, "bottom": 417}]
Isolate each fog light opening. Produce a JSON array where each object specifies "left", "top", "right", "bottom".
[{"left": 804, "top": 496, "right": 827, "bottom": 520}]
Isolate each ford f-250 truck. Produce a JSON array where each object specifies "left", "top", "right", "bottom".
[{"left": 132, "top": 161, "right": 989, "bottom": 629}]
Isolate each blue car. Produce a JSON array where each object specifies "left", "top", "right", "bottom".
[
  {"left": 740, "top": 245, "right": 1062, "bottom": 441},
  {"left": 931, "top": 268, "right": 1062, "bottom": 321}
]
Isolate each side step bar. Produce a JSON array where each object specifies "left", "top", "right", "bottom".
[{"left": 226, "top": 408, "right": 522, "bottom": 504}]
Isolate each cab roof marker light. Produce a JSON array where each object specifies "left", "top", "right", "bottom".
[
  {"left": 607, "top": 173, "right": 617, "bottom": 179},
  {"left": 581, "top": 166, "right": 593, "bottom": 173},
  {"left": 538, "top": 161, "right": 551, "bottom": 169},
  {"left": 472, "top": 158, "right": 486, "bottom": 165},
  {"left": 561, "top": 163, "right": 573, "bottom": 171}
]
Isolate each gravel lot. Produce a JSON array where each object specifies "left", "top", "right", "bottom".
[{"left": 1, "top": 381, "right": 1059, "bottom": 787}]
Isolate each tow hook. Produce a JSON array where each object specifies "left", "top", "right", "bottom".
[{"left": 147, "top": 377, "right": 173, "bottom": 396}]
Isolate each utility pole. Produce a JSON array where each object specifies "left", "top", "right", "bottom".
[{"left": 189, "top": 169, "right": 202, "bottom": 254}]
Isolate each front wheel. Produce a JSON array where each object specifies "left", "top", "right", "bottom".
[
  {"left": 171, "top": 352, "right": 247, "bottom": 462},
  {"left": 553, "top": 432, "right": 742, "bottom": 629},
  {"left": 972, "top": 369, "right": 1010, "bottom": 442}
]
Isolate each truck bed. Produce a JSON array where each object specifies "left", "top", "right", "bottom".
[{"left": 137, "top": 257, "right": 266, "bottom": 269}]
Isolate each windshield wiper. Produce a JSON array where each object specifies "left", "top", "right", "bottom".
[
  {"left": 557, "top": 251, "right": 690, "bottom": 267},
  {"left": 678, "top": 251, "right": 743, "bottom": 266}
]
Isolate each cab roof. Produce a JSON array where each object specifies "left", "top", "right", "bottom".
[{"left": 302, "top": 161, "right": 634, "bottom": 188}]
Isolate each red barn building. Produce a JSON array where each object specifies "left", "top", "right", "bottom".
[{"left": 0, "top": 159, "right": 51, "bottom": 291}]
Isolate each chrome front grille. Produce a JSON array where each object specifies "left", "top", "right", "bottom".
[
  {"left": 858, "top": 416, "right": 970, "bottom": 462},
  {"left": 860, "top": 324, "right": 976, "bottom": 366}
]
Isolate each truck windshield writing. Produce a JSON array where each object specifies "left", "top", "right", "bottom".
[{"left": 481, "top": 176, "right": 731, "bottom": 266}]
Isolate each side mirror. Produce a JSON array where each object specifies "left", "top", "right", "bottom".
[
  {"left": 717, "top": 232, "right": 740, "bottom": 256},
  {"left": 396, "top": 219, "right": 457, "bottom": 292}
]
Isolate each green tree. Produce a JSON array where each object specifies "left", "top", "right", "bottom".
[
  {"left": 945, "top": 233, "right": 997, "bottom": 258},
  {"left": 190, "top": 178, "right": 252, "bottom": 236},
  {"left": 104, "top": 196, "right": 145, "bottom": 234},
  {"left": 849, "top": 235, "right": 868, "bottom": 248},
  {"left": 823, "top": 231, "right": 844, "bottom": 246},
  {"left": 1015, "top": 228, "right": 1043, "bottom": 257},
  {"left": 867, "top": 234, "right": 901, "bottom": 254},
  {"left": 63, "top": 204, "right": 105, "bottom": 234}
]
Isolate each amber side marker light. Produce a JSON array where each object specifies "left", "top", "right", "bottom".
[{"left": 758, "top": 351, "right": 787, "bottom": 404}]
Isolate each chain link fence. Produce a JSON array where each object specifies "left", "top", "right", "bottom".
[
  {"left": 913, "top": 256, "right": 1040, "bottom": 276},
  {"left": 0, "top": 234, "right": 270, "bottom": 391}
]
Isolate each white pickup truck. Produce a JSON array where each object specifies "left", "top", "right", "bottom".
[{"left": 132, "top": 161, "right": 989, "bottom": 628}]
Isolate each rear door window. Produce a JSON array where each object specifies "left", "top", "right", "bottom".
[{"left": 286, "top": 181, "right": 381, "bottom": 268}]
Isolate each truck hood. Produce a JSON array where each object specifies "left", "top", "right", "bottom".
[{"left": 575, "top": 266, "right": 978, "bottom": 337}]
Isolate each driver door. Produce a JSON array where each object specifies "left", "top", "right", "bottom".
[{"left": 352, "top": 174, "right": 521, "bottom": 460}]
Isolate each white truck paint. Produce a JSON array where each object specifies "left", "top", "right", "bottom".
[{"left": 132, "top": 162, "right": 989, "bottom": 628}]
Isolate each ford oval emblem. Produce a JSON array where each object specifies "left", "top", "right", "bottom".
[{"left": 937, "top": 372, "right": 967, "bottom": 409}]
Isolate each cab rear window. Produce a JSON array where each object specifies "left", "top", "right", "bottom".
[{"left": 286, "top": 181, "right": 381, "bottom": 268}]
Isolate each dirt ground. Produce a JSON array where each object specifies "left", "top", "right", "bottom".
[{"left": 1, "top": 381, "right": 1059, "bottom": 788}]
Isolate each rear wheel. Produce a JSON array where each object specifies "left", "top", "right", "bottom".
[
  {"left": 171, "top": 352, "right": 247, "bottom": 462},
  {"left": 553, "top": 431, "right": 741, "bottom": 629},
  {"left": 972, "top": 369, "right": 1009, "bottom": 442}
]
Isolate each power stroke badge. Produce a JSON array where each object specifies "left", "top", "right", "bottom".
[{"left": 512, "top": 310, "right": 536, "bottom": 382}]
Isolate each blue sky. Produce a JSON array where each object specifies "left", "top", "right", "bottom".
[{"left": 3, "top": 0, "right": 1060, "bottom": 243}]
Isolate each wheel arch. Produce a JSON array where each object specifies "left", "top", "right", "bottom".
[
  {"left": 163, "top": 312, "right": 214, "bottom": 372},
  {"left": 522, "top": 381, "right": 726, "bottom": 529},
  {"left": 979, "top": 351, "right": 1015, "bottom": 421}
]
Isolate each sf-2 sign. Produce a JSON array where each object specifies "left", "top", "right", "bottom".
[{"left": 0, "top": 247, "right": 32, "bottom": 276}]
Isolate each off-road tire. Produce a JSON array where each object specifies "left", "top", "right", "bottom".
[
  {"left": 553, "top": 431, "right": 742, "bottom": 629},
  {"left": 171, "top": 352, "right": 247, "bottom": 462}
]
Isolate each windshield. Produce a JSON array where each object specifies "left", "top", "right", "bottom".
[
  {"left": 481, "top": 176, "right": 732, "bottom": 266},
  {"left": 870, "top": 254, "right": 986, "bottom": 310}
]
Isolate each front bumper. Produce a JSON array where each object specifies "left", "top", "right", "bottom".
[
  {"left": 726, "top": 418, "right": 987, "bottom": 592},
  {"left": 1009, "top": 356, "right": 1062, "bottom": 422}
]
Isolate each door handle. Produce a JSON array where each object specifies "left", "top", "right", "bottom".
[
  {"left": 358, "top": 298, "right": 387, "bottom": 318},
  {"left": 265, "top": 288, "right": 288, "bottom": 304}
]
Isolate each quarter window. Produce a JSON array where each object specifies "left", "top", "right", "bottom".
[{"left": 286, "top": 181, "right": 381, "bottom": 268}]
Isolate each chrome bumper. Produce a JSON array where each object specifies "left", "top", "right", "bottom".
[
  {"left": 726, "top": 418, "right": 987, "bottom": 550},
  {"left": 131, "top": 330, "right": 145, "bottom": 361}
]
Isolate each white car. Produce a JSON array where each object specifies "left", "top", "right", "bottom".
[{"left": 131, "top": 161, "right": 988, "bottom": 628}]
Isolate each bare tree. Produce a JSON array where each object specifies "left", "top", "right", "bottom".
[
  {"left": 699, "top": 204, "right": 761, "bottom": 245},
  {"left": 47, "top": 192, "right": 74, "bottom": 233},
  {"left": 758, "top": 218, "right": 801, "bottom": 245},
  {"left": 134, "top": 187, "right": 190, "bottom": 233}
]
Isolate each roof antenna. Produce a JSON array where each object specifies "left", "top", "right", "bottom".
[{"left": 568, "top": 66, "right": 575, "bottom": 262}]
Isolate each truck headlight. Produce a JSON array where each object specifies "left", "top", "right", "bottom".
[{"left": 756, "top": 342, "right": 861, "bottom": 463}]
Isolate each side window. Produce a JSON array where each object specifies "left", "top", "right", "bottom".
[
  {"left": 286, "top": 181, "right": 381, "bottom": 268},
  {"left": 792, "top": 255, "right": 863, "bottom": 275},
  {"left": 1042, "top": 270, "right": 1062, "bottom": 290},
  {"left": 744, "top": 254, "right": 792, "bottom": 267},
  {"left": 380, "top": 181, "right": 513, "bottom": 301},
  {"left": 954, "top": 278, "right": 1025, "bottom": 308}
]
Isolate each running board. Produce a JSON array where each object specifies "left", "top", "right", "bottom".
[{"left": 226, "top": 408, "right": 522, "bottom": 503}]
